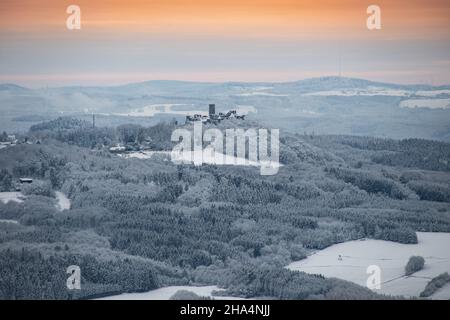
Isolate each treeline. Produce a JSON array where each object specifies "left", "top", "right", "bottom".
[
  {"left": 28, "top": 117, "right": 176, "bottom": 150},
  {"left": 210, "top": 175, "right": 322, "bottom": 205},
  {"left": 407, "top": 181, "right": 450, "bottom": 203},
  {"left": 327, "top": 167, "right": 416, "bottom": 200},
  {"left": 0, "top": 144, "right": 67, "bottom": 190},
  {"left": 0, "top": 169, "right": 13, "bottom": 191},
  {"left": 331, "top": 136, "right": 450, "bottom": 172},
  {"left": 0, "top": 248, "right": 159, "bottom": 300},
  {"left": 30, "top": 117, "right": 90, "bottom": 132},
  {"left": 214, "top": 263, "right": 384, "bottom": 300},
  {"left": 420, "top": 272, "right": 450, "bottom": 298},
  {"left": 101, "top": 204, "right": 239, "bottom": 268},
  {"left": 0, "top": 131, "right": 9, "bottom": 142}
]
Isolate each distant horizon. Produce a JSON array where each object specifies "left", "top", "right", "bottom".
[
  {"left": 1, "top": 1, "right": 449, "bottom": 89},
  {"left": 2, "top": 74, "right": 450, "bottom": 90}
]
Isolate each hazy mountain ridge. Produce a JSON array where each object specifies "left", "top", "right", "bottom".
[
  {"left": 3, "top": 76, "right": 449, "bottom": 95},
  {"left": 1, "top": 77, "right": 450, "bottom": 141}
]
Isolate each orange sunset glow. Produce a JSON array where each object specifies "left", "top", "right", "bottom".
[
  {"left": 0, "top": 0, "right": 449, "bottom": 86},
  {"left": 1, "top": 0, "right": 449, "bottom": 38}
]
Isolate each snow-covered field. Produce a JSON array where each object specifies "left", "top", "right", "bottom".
[
  {"left": 121, "top": 150, "right": 282, "bottom": 172},
  {"left": 97, "top": 285, "right": 248, "bottom": 300},
  {"left": 0, "top": 191, "right": 71, "bottom": 211},
  {"left": 400, "top": 98, "right": 450, "bottom": 109},
  {"left": 233, "top": 86, "right": 288, "bottom": 97},
  {"left": 234, "top": 105, "right": 257, "bottom": 114},
  {"left": 55, "top": 191, "right": 71, "bottom": 211},
  {"left": 301, "top": 87, "right": 450, "bottom": 110},
  {"left": 0, "top": 192, "right": 24, "bottom": 204},
  {"left": 118, "top": 151, "right": 171, "bottom": 160},
  {"left": 302, "top": 87, "right": 450, "bottom": 99},
  {"left": 0, "top": 219, "right": 19, "bottom": 224},
  {"left": 114, "top": 104, "right": 205, "bottom": 117},
  {"left": 113, "top": 104, "right": 256, "bottom": 118},
  {"left": 172, "top": 150, "right": 282, "bottom": 169},
  {"left": 302, "top": 87, "right": 411, "bottom": 97},
  {"left": 236, "top": 92, "right": 288, "bottom": 97},
  {"left": 286, "top": 232, "right": 450, "bottom": 299},
  {"left": 415, "top": 90, "right": 450, "bottom": 97}
]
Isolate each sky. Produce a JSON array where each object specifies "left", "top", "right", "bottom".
[{"left": 0, "top": 0, "right": 449, "bottom": 87}]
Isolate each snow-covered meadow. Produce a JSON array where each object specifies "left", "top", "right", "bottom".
[
  {"left": 98, "top": 285, "right": 248, "bottom": 300},
  {"left": 55, "top": 191, "right": 71, "bottom": 211},
  {"left": 286, "top": 232, "right": 450, "bottom": 299},
  {"left": 0, "top": 192, "right": 24, "bottom": 204}
]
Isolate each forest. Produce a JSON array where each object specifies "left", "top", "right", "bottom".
[{"left": 0, "top": 117, "right": 449, "bottom": 299}]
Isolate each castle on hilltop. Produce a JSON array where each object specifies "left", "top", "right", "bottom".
[{"left": 185, "top": 104, "right": 245, "bottom": 124}]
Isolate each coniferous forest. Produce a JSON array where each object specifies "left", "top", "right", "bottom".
[{"left": 0, "top": 118, "right": 449, "bottom": 299}]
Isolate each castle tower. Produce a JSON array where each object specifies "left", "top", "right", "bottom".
[{"left": 209, "top": 104, "right": 215, "bottom": 117}]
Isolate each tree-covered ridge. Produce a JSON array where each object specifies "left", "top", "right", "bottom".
[
  {"left": 326, "top": 135, "right": 450, "bottom": 172},
  {"left": 30, "top": 117, "right": 90, "bottom": 132},
  {"left": 0, "top": 119, "right": 449, "bottom": 299},
  {"left": 27, "top": 117, "right": 177, "bottom": 150}
]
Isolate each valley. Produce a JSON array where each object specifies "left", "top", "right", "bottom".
[{"left": 1, "top": 115, "right": 449, "bottom": 299}]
